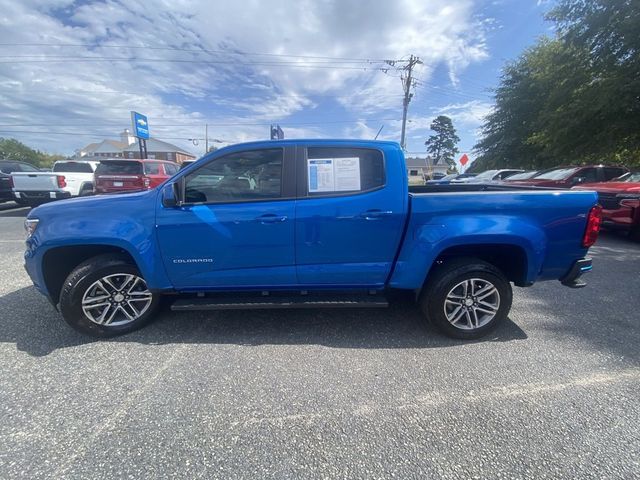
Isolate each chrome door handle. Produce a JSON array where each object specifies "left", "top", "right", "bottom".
[
  {"left": 360, "top": 210, "right": 393, "bottom": 220},
  {"left": 256, "top": 214, "right": 288, "bottom": 224}
]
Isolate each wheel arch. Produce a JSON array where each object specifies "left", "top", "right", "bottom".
[
  {"left": 42, "top": 245, "right": 138, "bottom": 305},
  {"left": 420, "top": 243, "right": 531, "bottom": 296}
]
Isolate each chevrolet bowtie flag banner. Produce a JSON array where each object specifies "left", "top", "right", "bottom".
[{"left": 459, "top": 153, "right": 469, "bottom": 167}]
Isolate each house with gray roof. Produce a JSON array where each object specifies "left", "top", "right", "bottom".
[{"left": 75, "top": 129, "right": 196, "bottom": 164}]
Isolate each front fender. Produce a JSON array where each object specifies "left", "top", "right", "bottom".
[{"left": 25, "top": 190, "right": 173, "bottom": 293}]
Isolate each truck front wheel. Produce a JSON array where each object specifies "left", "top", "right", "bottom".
[
  {"left": 59, "top": 254, "right": 161, "bottom": 337},
  {"left": 419, "top": 258, "right": 512, "bottom": 340}
]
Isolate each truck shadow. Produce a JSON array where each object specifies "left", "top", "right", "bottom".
[{"left": 0, "top": 286, "right": 527, "bottom": 357}]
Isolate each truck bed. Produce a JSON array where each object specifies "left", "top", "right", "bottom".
[{"left": 408, "top": 182, "right": 550, "bottom": 194}]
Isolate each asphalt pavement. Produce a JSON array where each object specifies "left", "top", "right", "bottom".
[{"left": 1, "top": 201, "right": 639, "bottom": 479}]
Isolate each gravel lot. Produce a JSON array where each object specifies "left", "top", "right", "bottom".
[{"left": 1, "top": 201, "right": 639, "bottom": 479}]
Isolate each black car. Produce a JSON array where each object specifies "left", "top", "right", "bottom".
[{"left": 0, "top": 160, "right": 41, "bottom": 204}]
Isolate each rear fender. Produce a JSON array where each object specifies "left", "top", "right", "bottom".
[{"left": 388, "top": 216, "right": 545, "bottom": 290}]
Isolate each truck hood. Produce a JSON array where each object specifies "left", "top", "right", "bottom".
[
  {"left": 574, "top": 182, "right": 640, "bottom": 194},
  {"left": 28, "top": 189, "right": 157, "bottom": 219}
]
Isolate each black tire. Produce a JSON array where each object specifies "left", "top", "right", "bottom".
[
  {"left": 59, "top": 254, "right": 161, "bottom": 337},
  {"left": 629, "top": 226, "right": 640, "bottom": 242},
  {"left": 79, "top": 184, "right": 94, "bottom": 196},
  {"left": 14, "top": 198, "right": 29, "bottom": 206},
  {"left": 419, "top": 258, "right": 512, "bottom": 340}
]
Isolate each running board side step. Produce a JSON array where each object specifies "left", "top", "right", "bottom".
[{"left": 171, "top": 295, "right": 389, "bottom": 311}]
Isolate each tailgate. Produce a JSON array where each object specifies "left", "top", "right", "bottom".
[
  {"left": 11, "top": 172, "right": 60, "bottom": 191},
  {"left": 96, "top": 175, "right": 142, "bottom": 189}
]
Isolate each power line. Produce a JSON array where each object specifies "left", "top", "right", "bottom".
[
  {"left": 0, "top": 57, "right": 386, "bottom": 70},
  {"left": 0, "top": 86, "right": 404, "bottom": 99},
  {"left": 0, "top": 54, "right": 386, "bottom": 65},
  {"left": 0, "top": 118, "right": 401, "bottom": 131},
  {"left": 0, "top": 42, "right": 409, "bottom": 63}
]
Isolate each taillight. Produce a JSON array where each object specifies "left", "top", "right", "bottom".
[
  {"left": 9, "top": 175, "right": 14, "bottom": 189},
  {"left": 143, "top": 177, "right": 151, "bottom": 188},
  {"left": 582, "top": 205, "right": 602, "bottom": 248},
  {"left": 57, "top": 175, "right": 67, "bottom": 188}
]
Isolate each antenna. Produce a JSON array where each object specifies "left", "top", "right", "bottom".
[{"left": 374, "top": 125, "right": 384, "bottom": 140}]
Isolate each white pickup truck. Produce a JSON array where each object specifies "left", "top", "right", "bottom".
[{"left": 12, "top": 160, "right": 99, "bottom": 207}]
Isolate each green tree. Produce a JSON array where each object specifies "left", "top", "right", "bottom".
[
  {"left": 0, "top": 138, "right": 64, "bottom": 168},
  {"left": 473, "top": 0, "right": 640, "bottom": 171},
  {"left": 425, "top": 115, "right": 460, "bottom": 168}
]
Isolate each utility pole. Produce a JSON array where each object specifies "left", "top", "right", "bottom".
[{"left": 399, "top": 54, "right": 422, "bottom": 151}]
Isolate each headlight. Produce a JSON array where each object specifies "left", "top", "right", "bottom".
[{"left": 24, "top": 218, "right": 39, "bottom": 238}]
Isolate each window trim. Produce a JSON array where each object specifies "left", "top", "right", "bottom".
[
  {"left": 297, "top": 146, "right": 387, "bottom": 200},
  {"left": 178, "top": 147, "right": 293, "bottom": 206}
]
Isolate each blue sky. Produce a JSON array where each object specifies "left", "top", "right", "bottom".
[{"left": 0, "top": 0, "right": 552, "bottom": 168}]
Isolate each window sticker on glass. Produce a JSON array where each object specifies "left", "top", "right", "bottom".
[{"left": 308, "top": 157, "right": 360, "bottom": 193}]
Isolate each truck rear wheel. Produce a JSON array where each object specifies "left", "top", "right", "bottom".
[
  {"left": 59, "top": 254, "right": 161, "bottom": 337},
  {"left": 419, "top": 258, "right": 512, "bottom": 340}
]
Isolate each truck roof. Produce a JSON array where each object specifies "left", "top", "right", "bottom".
[{"left": 217, "top": 138, "right": 402, "bottom": 150}]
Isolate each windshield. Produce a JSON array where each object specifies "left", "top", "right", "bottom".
[
  {"left": 96, "top": 161, "right": 142, "bottom": 175},
  {"left": 473, "top": 170, "right": 498, "bottom": 180},
  {"left": 532, "top": 167, "right": 579, "bottom": 180},
  {"left": 616, "top": 172, "right": 640, "bottom": 182},
  {"left": 506, "top": 171, "right": 538, "bottom": 180},
  {"left": 439, "top": 174, "right": 456, "bottom": 181},
  {"left": 53, "top": 162, "right": 94, "bottom": 173}
]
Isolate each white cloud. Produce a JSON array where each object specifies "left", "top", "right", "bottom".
[{"left": 0, "top": 0, "right": 492, "bottom": 154}]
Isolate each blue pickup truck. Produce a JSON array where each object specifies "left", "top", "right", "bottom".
[{"left": 23, "top": 140, "right": 602, "bottom": 339}]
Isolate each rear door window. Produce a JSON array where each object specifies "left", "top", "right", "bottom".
[
  {"left": 144, "top": 162, "right": 162, "bottom": 175},
  {"left": 305, "top": 147, "right": 385, "bottom": 196},
  {"left": 96, "top": 161, "right": 143, "bottom": 175},
  {"left": 164, "top": 163, "right": 178, "bottom": 175}
]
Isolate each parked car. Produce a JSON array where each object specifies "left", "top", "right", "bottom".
[
  {"left": 509, "top": 165, "right": 629, "bottom": 188},
  {"left": 427, "top": 173, "right": 477, "bottom": 184},
  {"left": 11, "top": 160, "right": 99, "bottom": 207},
  {"left": 455, "top": 169, "right": 525, "bottom": 183},
  {"left": 94, "top": 159, "right": 179, "bottom": 194},
  {"left": 24, "top": 140, "right": 601, "bottom": 340},
  {"left": 502, "top": 170, "right": 539, "bottom": 181},
  {"left": 573, "top": 171, "right": 640, "bottom": 240},
  {"left": 0, "top": 160, "right": 41, "bottom": 204}
]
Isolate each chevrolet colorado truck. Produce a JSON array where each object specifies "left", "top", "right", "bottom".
[
  {"left": 23, "top": 140, "right": 602, "bottom": 339},
  {"left": 12, "top": 160, "right": 99, "bottom": 207}
]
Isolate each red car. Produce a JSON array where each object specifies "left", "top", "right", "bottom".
[
  {"left": 508, "top": 165, "right": 628, "bottom": 188},
  {"left": 94, "top": 159, "right": 179, "bottom": 194},
  {"left": 574, "top": 171, "right": 640, "bottom": 240}
]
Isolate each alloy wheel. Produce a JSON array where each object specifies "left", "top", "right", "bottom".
[
  {"left": 81, "top": 273, "right": 153, "bottom": 326},
  {"left": 443, "top": 278, "right": 501, "bottom": 330}
]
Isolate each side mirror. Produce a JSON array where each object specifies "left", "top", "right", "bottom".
[{"left": 161, "top": 182, "right": 180, "bottom": 208}]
